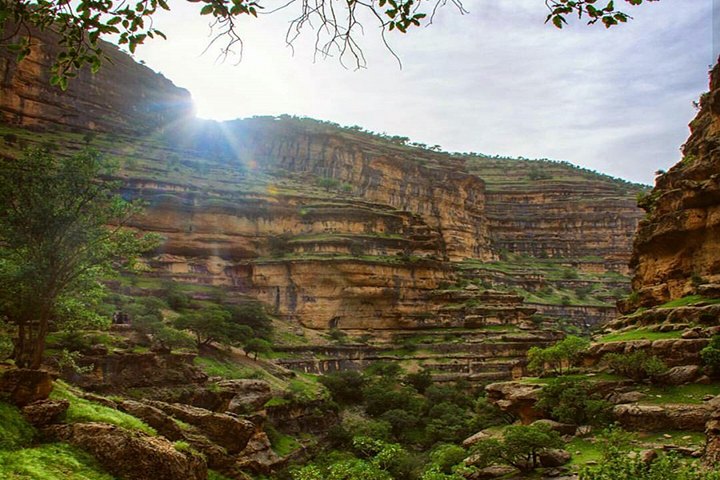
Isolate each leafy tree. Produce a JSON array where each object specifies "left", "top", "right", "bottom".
[
  {"left": 404, "top": 368, "right": 433, "bottom": 393},
  {"left": 319, "top": 370, "right": 367, "bottom": 405},
  {"left": 471, "top": 423, "right": 563, "bottom": 472},
  {"left": 527, "top": 335, "right": 589, "bottom": 376},
  {"left": 243, "top": 337, "right": 272, "bottom": 359},
  {"left": 428, "top": 444, "right": 467, "bottom": 474},
  {"left": 227, "top": 302, "right": 272, "bottom": 337},
  {"left": 536, "top": 377, "right": 613, "bottom": 426},
  {"left": 1, "top": 0, "right": 657, "bottom": 86},
  {"left": 174, "top": 307, "right": 252, "bottom": 347},
  {"left": 0, "top": 148, "right": 158, "bottom": 368}
]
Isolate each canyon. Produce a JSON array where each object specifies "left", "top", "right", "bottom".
[{"left": 0, "top": 32, "right": 646, "bottom": 384}]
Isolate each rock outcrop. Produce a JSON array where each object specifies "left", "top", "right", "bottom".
[
  {"left": 627, "top": 60, "right": 720, "bottom": 310},
  {"left": 46, "top": 422, "right": 207, "bottom": 480},
  {"left": 0, "top": 24, "right": 193, "bottom": 133}
]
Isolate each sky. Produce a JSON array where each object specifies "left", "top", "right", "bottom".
[{"left": 131, "top": 0, "right": 717, "bottom": 185}]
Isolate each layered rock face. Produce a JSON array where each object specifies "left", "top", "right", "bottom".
[
  {"left": 0, "top": 33, "right": 646, "bottom": 382},
  {"left": 0, "top": 23, "right": 193, "bottom": 133},
  {"left": 627, "top": 62, "right": 720, "bottom": 309}
]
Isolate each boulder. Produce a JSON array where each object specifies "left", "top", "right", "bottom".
[
  {"left": 485, "top": 381, "right": 543, "bottom": 424},
  {"left": 234, "top": 430, "right": 282, "bottom": 473},
  {"left": 119, "top": 400, "right": 185, "bottom": 441},
  {"left": 471, "top": 465, "right": 517, "bottom": 479},
  {"left": 532, "top": 419, "right": 577, "bottom": 436},
  {"left": 150, "top": 401, "right": 255, "bottom": 453},
  {"left": 538, "top": 448, "right": 571, "bottom": 468},
  {"left": 46, "top": 422, "right": 207, "bottom": 480},
  {"left": 215, "top": 379, "right": 273, "bottom": 414},
  {"left": 614, "top": 403, "right": 713, "bottom": 431},
  {"left": 607, "top": 390, "right": 646, "bottom": 404},
  {"left": 656, "top": 365, "right": 701, "bottom": 385},
  {"left": 21, "top": 399, "right": 69, "bottom": 426},
  {"left": 704, "top": 406, "right": 720, "bottom": 466},
  {"left": 640, "top": 449, "right": 658, "bottom": 464},
  {"left": 462, "top": 430, "right": 491, "bottom": 448}
]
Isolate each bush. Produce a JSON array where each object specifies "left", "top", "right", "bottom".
[
  {"left": 536, "top": 377, "right": 613, "bottom": 426},
  {"left": 319, "top": 371, "right": 367, "bottom": 405},
  {"left": 603, "top": 350, "right": 668, "bottom": 382},
  {"left": 429, "top": 444, "right": 467, "bottom": 474},
  {"left": 404, "top": 369, "right": 433, "bottom": 393},
  {"left": 701, "top": 335, "right": 720, "bottom": 376},
  {"left": 527, "top": 335, "right": 589, "bottom": 376},
  {"left": 471, "top": 423, "right": 563, "bottom": 472},
  {"left": 580, "top": 426, "right": 720, "bottom": 480}
]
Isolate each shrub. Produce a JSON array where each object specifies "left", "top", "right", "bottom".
[
  {"left": 319, "top": 370, "right": 367, "bottom": 405},
  {"left": 527, "top": 335, "right": 589, "bottom": 375},
  {"left": 536, "top": 377, "right": 613, "bottom": 426},
  {"left": 404, "top": 369, "right": 433, "bottom": 393},
  {"left": 580, "top": 425, "right": 720, "bottom": 480},
  {"left": 471, "top": 423, "right": 563, "bottom": 472},
  {"left": 429, "top": 444, "right": 467, "bottom": 474},
  {"left": 701, "top": 335, "right": 720, "bottom": 376},
  {"left": 603, "top": 350, "right": 668, "bottom": 382}
]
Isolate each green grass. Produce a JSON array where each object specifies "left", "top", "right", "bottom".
[
  {"left": 637, "top": 383, "right": 720, "bottom": 405},
  {"left": 659, "top": 295, "right": 720, "bottom": 308},
  {"left": 637, "top": 431, "right": 706, "bottom": 447},
  {"left": 596, "top": 328, "right": 683, "bottom": 343},
  {"left": 521, "top": 372, "right": 624, "bottom": 385},
  {"left": 0, "top": 402, "right": 36, "bottom": 450},
  {"left": 0, "top": 443, "right": 115, "bottom": 480},
  {"left": 264, "top": 397, "right": 291, "bottom": 408},
  {"left": 193, "top": 356, "right": 257, "bottom": 379},
  {"left": 49, "top": 381, "right": 155, "bottom": 435},
  {"left": 566, "top": 437, "right": 602, "bottom": 467}
]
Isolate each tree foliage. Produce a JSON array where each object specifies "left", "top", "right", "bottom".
[
  {"left": 701, "top": 334, "right": 720, "bottom": 376},
  {"left": 0, "top": 148, "right": 158, "bottom": 368},
  {"left": 0, "top": 0, "right": 657, "bottom": 87},
  {"left": 471, "top": 423, "right": 563, "bottom": 472},
  {"left": 527, "top": 335, "right": 589, "bottom": 376},
  {"left": 579, "top": 425, "right": 720, "bottom": 480},
  {"left": 536, "top": 377, "right": 613, "bottom": 425},
  {"left": 602, "top": 350, "right": 667, "bottom": 382},
  {"left": 174, "top": 307, "right": 252, "bottom": 347}
]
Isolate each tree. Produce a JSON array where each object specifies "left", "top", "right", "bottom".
[
  {"left": 243, "top": 337, "right": 272, "bottom": 359},
  {"left": 536, "top": 377, "right": 613, "bottom": 426},
  {"left": 527, "top": 335, "right": 589, "bottom": 376},
  {"left": 471, "top": 423, "right": 563, "bottom": 472},
  {"left": 174, "top": 307, "right": 252, "bottom": 347},
  {"left": 0, "top": 148, "right": 158, "bottom": 368},
  {"left": 0, "top": 0, "right": 657, "bottom": 87}
]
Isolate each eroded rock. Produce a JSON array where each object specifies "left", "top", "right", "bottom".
[
  {"left": 21, "top": 399, "right": 68, "bottom": 426},
  {"left": 0, "top": 368, "right": 54, "bottom": 406},
  {"left": 46, "top": 422, "right": 207, "bottom": 480}
]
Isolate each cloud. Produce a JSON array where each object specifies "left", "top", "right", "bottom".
[{"left": 133, "top": 0, "right": 715, "bottom": 184}]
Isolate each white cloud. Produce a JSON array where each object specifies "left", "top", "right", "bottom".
[{"left": 133, "top": 0, "right": 715, "bottom": 184}]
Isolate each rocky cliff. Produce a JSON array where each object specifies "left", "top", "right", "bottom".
[
  {"left": 0, "top": 23, "right": 193, "bottom": 133},
  {"left": 0, "top": 31, "right": 646, "bottom": 383},
  {"left": 626, "top": 62, "right": 720, "bottom": 310}
]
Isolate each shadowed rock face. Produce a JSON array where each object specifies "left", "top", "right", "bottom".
[
  {"left": 0, "top": 24, "right": 193, "bottom": 133},
  {"left": 627, "top": 60, "right": 720, "bottom": 310}
]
